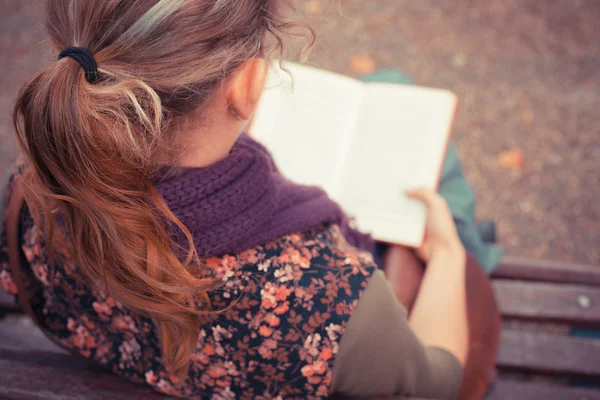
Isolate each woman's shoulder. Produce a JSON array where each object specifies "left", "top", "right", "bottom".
[
  {"left": 205, "top": 224, "right": 378, "bottom": 287},
  {"left": 190, "top": 224, "right": 379, "bottom": 398},
  {"left": 202, "top": 223, "right": 379, "bottom": 341}
]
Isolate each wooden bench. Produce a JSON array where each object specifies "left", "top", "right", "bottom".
[
  {"left": 1, "top": 256, "right": 599, "bottom": 399},
  {"left": 487, "top": 256, "right": 600, "bottom": 400}
]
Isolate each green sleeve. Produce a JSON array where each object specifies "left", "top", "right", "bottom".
[{"left": 330, "top": 270, "right": 463, "bottom": 399}]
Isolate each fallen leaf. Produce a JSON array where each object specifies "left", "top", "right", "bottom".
[
  {"left": 349, "top": 55, "right": 376, "bottom": 75},
  {"left": 305, "top": 0, "right": 321, "bottom": 15},
  {"left": 499, "top": 149, "right": 525, "bottom": 169},
  {"left": 452, "top": 54, "right": 468, "bottom": 68},
  {"left": 522, "top": 109, "right": 534, "bottom": 126}
]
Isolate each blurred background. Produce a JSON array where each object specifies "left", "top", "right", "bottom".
[{"left": 1, "top": 0, "right": 598, "bottom": 265}]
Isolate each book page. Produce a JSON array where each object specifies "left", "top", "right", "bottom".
[
  {"left": 335, "top": 84, "right": 457, "bottom": 246},
  {"left": 250, "top": 63, "right": 364, "bottom": 192}
]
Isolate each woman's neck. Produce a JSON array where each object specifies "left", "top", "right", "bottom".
[
  {"left": 179, "top": 131, "right": 241, "bottom": 168},
  {"left": 176, "top": 109, "right": 248, "bottom": 168}
]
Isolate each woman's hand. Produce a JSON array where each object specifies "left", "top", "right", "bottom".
[
  {"left": 405, "top": 188, "right": 469, "bottom": 367},
  {"left": 406, "top": 188, "right": 465, "bottom": 263}
]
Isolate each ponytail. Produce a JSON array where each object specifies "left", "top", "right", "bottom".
[{"left": 14, "top": 54, "right": 213, "bottom": 378}]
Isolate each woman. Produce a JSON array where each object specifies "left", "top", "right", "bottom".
[{"left": 0, "top": 1, "right": 468, "bottom": 399}]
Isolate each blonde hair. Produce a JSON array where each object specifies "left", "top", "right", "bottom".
[{"left": 13, "top": 0, "right": 313, "bottom": 378}]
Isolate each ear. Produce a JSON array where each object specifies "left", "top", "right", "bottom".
[{"left": 225, "top": 58, "right": 268, "bottom": 120}]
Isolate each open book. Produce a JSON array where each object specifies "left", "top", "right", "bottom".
[{"left": 249, "top": 62, "right": 457, "bottom": 247}]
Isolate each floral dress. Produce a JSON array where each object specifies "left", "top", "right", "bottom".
[{"left": 0, "top": 171, "right": 376, "bottom": 399}]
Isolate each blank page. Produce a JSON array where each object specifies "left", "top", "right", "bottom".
[
  {"left": 250, "top": 63, "right": 363, "bottom": 192},
  {"left": 335, "top": 84, "right": 457, "bottom": 246}
]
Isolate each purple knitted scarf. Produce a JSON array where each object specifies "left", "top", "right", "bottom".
[{"left": 156, "top": 134, "right": 374, "bottom": 257}]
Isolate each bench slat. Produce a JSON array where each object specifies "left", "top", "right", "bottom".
[
  {"left": 494, "top": 280, "right": 600, "bottom": 326},
  {"left": 497, "top": 329, "right": 600, "bottom": 377},
  {"left": 485, "top": 379, "right": 600, "bottom": 400},
  {"left": 493, "top": 256, "right": 600, "bottom": 286},
  {"left": 0, "top": 316, "right": 65, "bottom": 353},
  {"left": 0, "top": 349, "right": 170, "bottom": 400}
]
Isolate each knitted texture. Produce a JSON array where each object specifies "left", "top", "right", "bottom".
[{"left": 156, "top": 134, "right": 375, "bottom": 257}]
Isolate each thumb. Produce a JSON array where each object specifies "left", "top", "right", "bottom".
[{"left": 405, "top": 187, "right": 437, "bottom": 207}]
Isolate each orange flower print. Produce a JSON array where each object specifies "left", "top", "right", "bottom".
[
  {"left": 303, "top": 333, "right": 322, "bottom": 358},
  {"left": 21, "top": 241, "right": 36, "bottom": 261},
  {"left": 118, "top": 338, "right": 141, "bottom": 369},
  {"left": 208, "top": 365, "right": 228, "bottom": 379},
  {"left": 319, "top": 348, "right": 333, "bottom": 361},
  {"left": 203, "top": 344, "right": 215, "bottom": 356},
  {"left": 335, "top": 302, "right": 350, "bottom": 316},
  {"left": 274, "top": 264, "right": 302, "bottom": 283},
  {"left": 31, "top": 261, "right": 50, "bottom": 286},
  {"left": 326, "top": 323, "right": 342, "bottom": 342},
  {"left": 260, "top": 282, "right": 277, "bottom": 309},
  {"left": 73, "top": 325, "right": 95, "bottom": 350},
  {"left": 259, "top": 325, "right": 273, "bottom": 337},
  {"left": 274, "top": 301, "right": 290, "bottom": 315},
  {"left": 145, "top": 370, "right": 159, "bottom": 385},
  {"left": 221, "top": 255, "right": 239, "bottom": 270},
  {"left": 67, "top": 318, "right": 77, "bottom": 332},
  {"left": 240, "top": 249, "right": 259, "bottom": 264},
  {"left": 156, "top": 379, "right": 179, "bottom": 397},
  {"left": 0, "top": 270, "right": 17, "bottom": 295},
  {"left": 316, "top": 383, "right": 329, "bottom": 398},
  {"left": 257, "top": 259, "right": 271, "bottom": 272},
  {"left": 222, "top": 268, "right": 235, "bottom": 281},
  {"left": 214, "top": 387, "right": 236, "bottom": 400},
  {"left": 94, "top": 339, "right": 112, "bottom": 361},
  {"left": 274, "top": 286, "right": 291, "bottom": 301},
  {"left": 214, "top": 343, "right": 226, "bottom": 357},
  {"left": 193, "top": 352, "right": 209, "bottom": 365},
  {"left": 266, "top": 314, "right": 280, "bottom": 327},
  {"left": 301, "top": 364, "right": 315, "bottom": 378},
  {"left": 223, "top": 361, "right": 239, "bottom": 377},
  {"left": 204, "top": 257, "right": 223, "bottom": 269},
  {"left": 112, "top": 315, "right": 138, "bottom": 333},
  {"left": 261, "top": 296, "right": 276, "bottom": 309},
  {"left": 211, "top": 325, "right": 233, "bottom": 342},
  {"left": 216, "top": 378, "right": 231, "bottom": 388},
  {"left": 258, "top": 338, "right": 278, "bottom": 359},
  {"left": 278, "top": 247, "right": 311, "bottom": 269},
  {"left": 313, "top": 360, "right": 327, "bottom": 375},
  {"left": 92, "top": 301, "right": 113, "bottom": 317}
]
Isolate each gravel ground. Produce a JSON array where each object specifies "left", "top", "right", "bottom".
[{"left": 1, "top": 0, "right": 598, "bottom": 265}]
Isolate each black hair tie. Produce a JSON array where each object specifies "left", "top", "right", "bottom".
[{"left": 58, "top": 46, "right": 99, "bottom": 84}]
